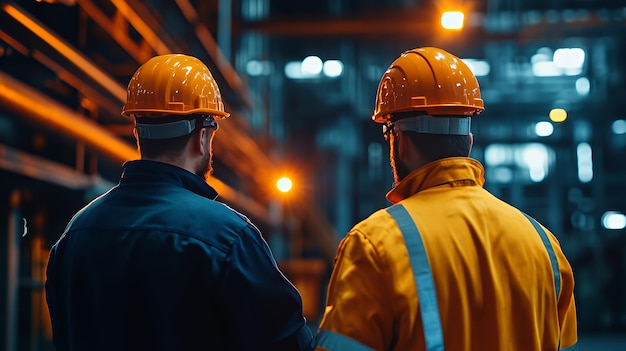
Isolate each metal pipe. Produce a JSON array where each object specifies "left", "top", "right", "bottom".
[
  {"left": 75, "top": 0, "right": 152, "bottom": 64},
  {"left": 0, "top": 71, "right": 138, "bottom": 162},
  {"left": 0, "top": 144, "right": 105, "bottom": 191},
  {"left": 109, "top": 0, "right": 172, "bottom": 55},
  {"left": 174, "top": 0, "right": 253, "bottom": 109},
  {"left": 2, "top": 3, "right": 126, "bottom": 102}
]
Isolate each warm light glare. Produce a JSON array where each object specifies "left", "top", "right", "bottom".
[
  {"left": 441, "top": 11, "right": 464, "bottom": 30},
  {"left": 277, "top": 177, "right": 293, "bottom": 193},
  {"left": 111, "top": 0, "right": 169, "bottom": 54},
  {"left": 0, "top": 72, "right": 139, "bottom": 163},
  {"left": 550, "top": 108, "right": 567, "bottom": 123},
  {"left": 4, "top": 4, "right": 126, "bottom": 100}
]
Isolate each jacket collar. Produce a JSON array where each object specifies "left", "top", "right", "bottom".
[
  {"left": 386, "top": 157, "right": 485, "bottom": 204},
  {"left": 120, "top": 160, "right": 219, "bottom": 200}
]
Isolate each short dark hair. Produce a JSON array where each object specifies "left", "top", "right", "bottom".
[
  {"left": 402, "top": 131, "right": 471, "bottom": 163},
  {"left": 135, "top": 115, "right": 202, "bottom": 159}
]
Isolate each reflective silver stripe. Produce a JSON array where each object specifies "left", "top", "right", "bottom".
[
  {"left": 316, "top": 330, "right": 374, "bottom": 351},
  {"left": 385, "top": 206, "right": 563, "bottom": 350},
  {"left": 522, "top": 212, "right": 561, "bottom": 298},
  {"left": 387, "top": 204, "right": 444, "bottom": 351},
  {"left": 393, "top": 116, "right": 471, "bottom": 135},
  {"left": 523, "top": 212, "right": 564, "bottom": 349}
]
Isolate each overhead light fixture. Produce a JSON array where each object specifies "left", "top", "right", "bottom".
[
  {"left": 611, "top": 120, "right": 626, "bottom": 135},
  {"left": 577, "top": 142, "right": 593, "bottom": 183},
  {"left": 462, "top": 59, "right": 490, "bottom": 77},
  {"left": 602, "top": 211, "right": 626, "bottom": 230},
  {"left": 246, "top": 60, "right": 271, "bottom": 76},
  {"left": 301, "top": 56, "right": 323, "bottom": 76},
  {"left": 576, "top": 77, "right": 590, "bottom": 96},
  {"left": 285, "top": 56, "right": 343, "bottom": 79},
  {"left": 549, "top": 108, "right": 567, "bottom": 123},
  {"left": 441, "top": 11, "right": 464, "bottom": 30},
  {"left": 535, "top": 121, "right": 554, "bottom": 137},
  {"left": 323, "top": 60, "right": 343, "bottom": 77},
  {"left": 553, "top": 48, "right": 585, "bottom": 75}
]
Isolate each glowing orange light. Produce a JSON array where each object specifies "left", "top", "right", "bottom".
[
  {"left": 441, "top": 11, "right": 464, "bottom": 30},
  {"left": 2, "top": 4, "right": 126, "bottom": 101},
  {"left": 277, "top": 177, "right": 293, "bottom": 193},
  {"left": 549, "top": 108, "right": 567, "bottom": 123}
]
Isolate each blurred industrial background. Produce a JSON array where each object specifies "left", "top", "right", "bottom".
[{"left": 1, "top": 0, "right": 625, "bottom": 350}]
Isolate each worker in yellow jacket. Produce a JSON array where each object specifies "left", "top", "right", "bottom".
[{"left": 315, "top": 47, "right": 577, "bottom": 351}]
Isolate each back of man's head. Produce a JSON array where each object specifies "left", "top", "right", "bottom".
[
  {"left": 372, "top": 47, "right": 484, "bottom": 162},
  {"left": 121, "top": 54, "right": 230, "bottom": 159}
]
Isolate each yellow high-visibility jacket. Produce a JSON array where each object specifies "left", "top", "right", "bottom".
[{"left": 316, "top": 157, "right": 577, "bottom": 351}]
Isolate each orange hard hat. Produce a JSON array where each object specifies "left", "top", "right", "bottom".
[
  {"left": 372, "top": 47, "right": 484, "bottom": 124},
  {"left": 122, "top": 54, "right": 229, "bottom": 119}
]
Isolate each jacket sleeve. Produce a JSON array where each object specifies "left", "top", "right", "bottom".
[
  {"left": 316, "top": 230, "right": 394, "bottom": 351},
  {"left": 219, "top": 224, "right": 315, "bottom": 351}
]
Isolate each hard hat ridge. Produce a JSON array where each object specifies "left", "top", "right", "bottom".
[
  {"left": 372, "top": 47, "right": 484, "bottom": 126},
  {"left": 122, "top": 54, "right": 230, "bottom": 119}
]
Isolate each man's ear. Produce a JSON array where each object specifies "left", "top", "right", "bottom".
[
  {"left": 469, "top": 132, "right": 474, "bottom": 156},
  {"left": 197, "top": 128, "right": 208, "bottom": 156},
  {"left": 132, "top": 128, "right": 140, "bottom": 151}
]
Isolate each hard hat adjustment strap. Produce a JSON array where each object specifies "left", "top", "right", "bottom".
[
  {"left": 136, "top": 119, "right": 198, "bottom": 139},
  {"left": 393, "top": 115, "right": 471, "bottom": 135}
]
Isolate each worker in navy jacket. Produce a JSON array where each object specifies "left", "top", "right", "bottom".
[{"left": 45, "top": 54, "right": 315, "bottom": 351}]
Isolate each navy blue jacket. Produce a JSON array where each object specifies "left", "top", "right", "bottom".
[{"left": 45, "top": 160, "right": 315, "bottom": 351}]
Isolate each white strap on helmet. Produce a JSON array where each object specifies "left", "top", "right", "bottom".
[{"left": 393, "top": 115, "right": 471, "bottom": 135}]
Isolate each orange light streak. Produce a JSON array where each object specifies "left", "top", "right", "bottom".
[
  {"left": 0, "top": 71, "right": 138, "bottom": 162},
  {"left": 110, "top": 0, "right": 170, "bottom": 55},
  {"left": 2, "top": 3, "right": 127, "bottom": 102}
]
